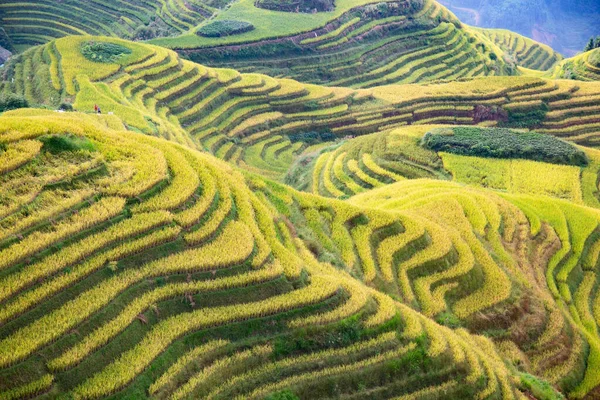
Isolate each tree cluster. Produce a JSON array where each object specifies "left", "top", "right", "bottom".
[
  {"left": 584, "top": 36, "right": 600, "bottom": 52},
  {"left": 0, "top": 93, "right": 28, "bottom": 113}
]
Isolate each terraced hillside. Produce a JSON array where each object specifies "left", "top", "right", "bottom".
[
  {"left": 299, "top": 124, "right": 599, "bottom": 201},
  {"left": 176, "top": 0, "right": 569, "bottom": 87},
  {"left": 4, "top": 104, "right": 600, "bottom": 398},
  {"left": 0, "top": 110, "right": 534, "bottom": 399},
  {"left": 231, "top": 141, "right": 600, "bottom": 399},
  {"left": 2, "top": 27, "right": 600, "bottom": 398},
  {"left": 0, "top": 0, "right": 216, "bottom": 51},
  {"left": 178, "top": 0, "right": 513, "bottom": 87},
  {"left": 0, "top": 0, "right": 566, "bottom": 87},
  {"left": 551, "top": 48, "right": 600, "bottom": 82},
  {"left": 287, "top": 125, "right": 449, "bottom": 195},
  {"left": 472, "top": 28, "right": 563, "bottom": 71},
  {"left": 1, "top": 36, "right": 599, "bottom": 182}
]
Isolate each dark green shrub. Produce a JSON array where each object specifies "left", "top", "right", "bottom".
[
  {"left": 59, "top": 103, "right": 73, "bottom": 111},
  {"left": 584, "top": 36, "right": 600, "bottom": 52},
  {"left": 255, "top": 0, "right": 334, "bottom": 12},
  {"left": 349, "top": 213, "right": 369, "bottom": 227},
  {"left": 197, "top": 20, "right": 255, "bottom": 37},
  {"left": 133, "top": 24, "right": 171, "bottom": 41},
  {"left": 81, "top": 41, "right": 132, "bottom": 63},
  {"left": 40, "top": 135, "right": 96, "bottom": 154},
  {"left": 422, "top": 126, "right": 588, "bottom": 166},
  {"left": 288, "top": 131, "right": 336, "bottom": 144},
  {"left": 503, "top": 103, "right": 548, "bottom": 128},
  {"left": 0, "top": 93, "right": 28, "bottom": 112},
  {"left": 133, "top": 26, "right": 158, "bottom": 40}
]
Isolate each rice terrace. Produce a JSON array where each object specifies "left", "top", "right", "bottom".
[{"left": 0, "top": 0, "right": 599, "bottom": 398}]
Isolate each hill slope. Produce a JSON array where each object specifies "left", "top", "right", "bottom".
[
  {"left": 0, "top": 110, "right": 531, "bottom": 399},
  {"left": 3, "top": 108, "right": 600, "bottom": 399},
  {"left": 472, "top": 27, "right": 563, "bottom": 71},
  {"left": 166, "top": 2, "right": 563, "bottom": 87},
  {"left": 0, "top": 0, "right": 216, "bottom": 51},
  {"left": 550, "top": 48, "right": 600, "bottom": 81},
  {"left": 0, "top": 17, "right": 599, "bottom": 399},
  {"left": 0, "top": 36, "right": 598, "bottom": 182},
  {"left": 170, "top": 0, "right": 513, "bottom": 87},
  {"left": 0, "top": 0, "right": 565, "bottom": 86}
]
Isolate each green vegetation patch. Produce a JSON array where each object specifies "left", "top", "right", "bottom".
[
  {"left": 197, "top": 20, "right": 255, "bottom": 38},
  {"left": 40, "top": 134, "right": 96, "bottom": 154},
  {"left": 288, "top": 131, "right": 336, "bottom": 144},
  {"left": 520, "top": 373, "right": 565, "bottom": 400},
  {"left": 265, "top": 390, "right": 300, "bottom": 400},
  {"left": 0, "top": 93, "right": 28, "bottom": 113},
  {"left": 422, "top": 126, "right": 588, "bottom": 166},
  {"left": 255, "top": 0, "right": 335, "bottom": 12},
  {"left": 81, "top": 41, "right": 132, "bottom": 63}
]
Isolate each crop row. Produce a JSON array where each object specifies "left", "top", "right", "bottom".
[{"left": 0, "top": 0, "right": 210, "bottom": 47}]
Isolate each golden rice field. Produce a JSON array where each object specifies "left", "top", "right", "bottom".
[
  {"left": 1, "top": 35, "right": 599, "bottom": 184},
  {"left": 3, "top": 94, "right": 600, "bottom": 398},
  {"left": 2, "top": 102, "right": 600, "bottom": 398},
  {"left": 550, "top": 48, "right": 600, "bottom": 82},
  {"left": 0, "top": 110, "right": 538, "bottom": 398},
  {"left": 0, "top": 3, "right": 599, "bottom": 398}
]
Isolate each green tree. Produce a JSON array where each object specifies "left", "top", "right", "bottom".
[
  {"left": 585, "top": 37, "right": 595, "bottom": 52},
  {"left": 0, "top": 94, "right": 28, "bottom": 113}
]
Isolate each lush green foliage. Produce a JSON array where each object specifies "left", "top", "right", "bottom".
[
  {"left": 81, "top": 41, "right": 132, "bottom": 63},
  {"left": 288, "top": 131, "right": 336, "bottom": 144},
  {"left": 0, "top": 93, "right": 28, "bottom": 112},
  {"left": 589, "top": 48, "right": 600, "bottom": 67},
  {"left": 39, "top": 134, "right": 96, "bottom": 154},
  {"left": 197, "top": 20, "right": 255, "bottom": 38},
  {"left": 422, "top": 126, "right": 588, "bottom": 166},
  {"left": 255, "top": 0, "right": 335, "bottom": 12},
  {"left": 584, "top": 36, "right": 600, "bottom": 52}
]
